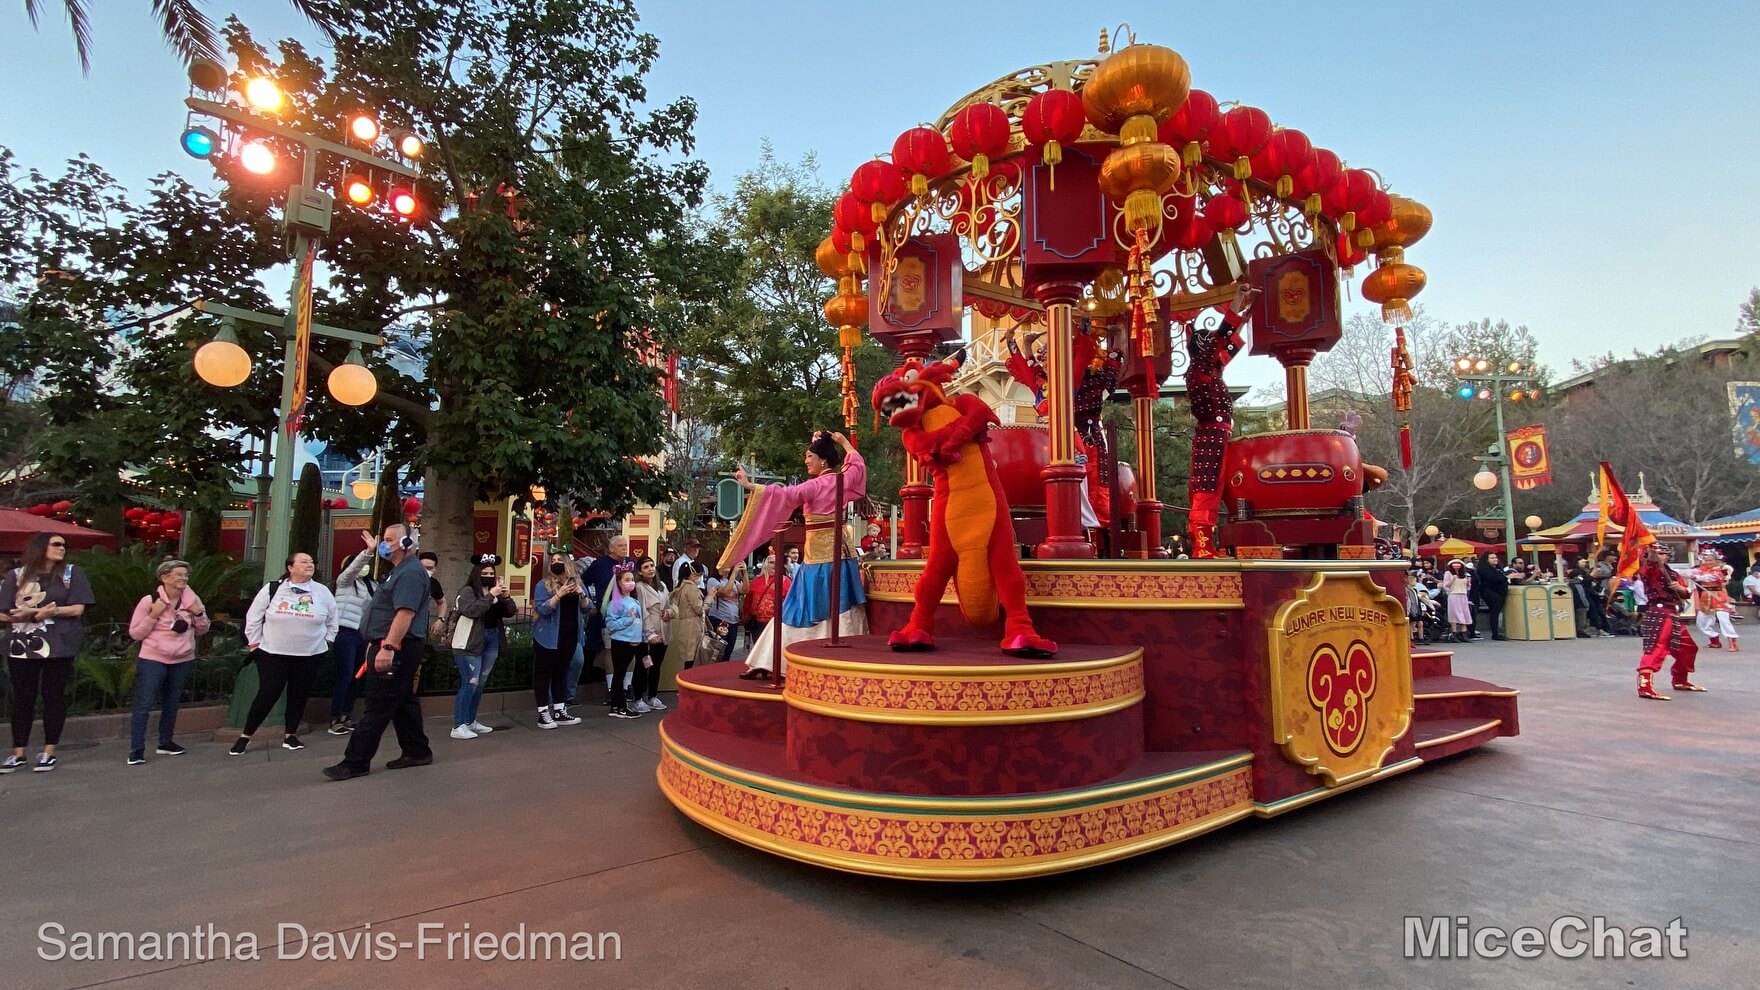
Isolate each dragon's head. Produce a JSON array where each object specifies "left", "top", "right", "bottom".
[{"left": 871, "top": 356, "right": 959, "bottom": 429}]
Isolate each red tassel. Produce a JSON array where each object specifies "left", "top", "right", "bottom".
[{"left": 1399, "top": 423, "right": 1414, "bottom": 471}]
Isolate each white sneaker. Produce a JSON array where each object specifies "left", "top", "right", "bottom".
[
  {"left": 468, "top": 721, "right": 494, "bottom": 734},
  {"left": 631, "top": 699, "right": 651, "bottom": 714},
  {"left": 552, "top": 706, "right": 582, "bottom": 726},
  {"left": 646, "top": 697, "right": 667, "bottom": 711},
  {"left": 536, "top": 710, "right": 557, "bottom": 730},
  {"left": 450, "top": 725, "right": 477, "bottom": 739}
]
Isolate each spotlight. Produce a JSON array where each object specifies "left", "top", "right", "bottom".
[
  {"left": 1507, "top": 360, "right": 1523, "bottom": 374},
  {"left": 389, "top": 187, "right": 418, "bottom": 218},
  {"left": 1509, "top": 390, "right": 1523, "bottom": 402},
  {"left": 1455, "top": 357, "right": 1472, "bottom": 372},
  {"left": 395, "top": 131, "right": 424, "bottom": 158},
  {"left": 239, "top": 140, "right": 277, "bottom": 175},
  {"left": 343, "top": 175, "right": 375, "bottom": 206},
  {"left": 1474, "top": 359, "right": 1490, "bottom": 373},
  {"left": 244, "top": 77, "right": 285, "bottom": 112},
  {"left": 1456, "top": 384, "right": 1475, "bottom": 400},
  {"left": 1477, "top": 388, "right": 1491, "bottom": 400},
  {"left": 349, "top": 114, "right": 380, "bottom": 143},
  {"left": 180, "top": 126, "right": 218, "bottom": 159}
]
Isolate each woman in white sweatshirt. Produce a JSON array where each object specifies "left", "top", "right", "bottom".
[{"left": 233, "top": 552, "right": 340, "bottom": 755}]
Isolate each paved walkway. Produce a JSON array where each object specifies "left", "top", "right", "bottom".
[{"left": 3, "top": 635, "right": 1755, "bottom": 989}]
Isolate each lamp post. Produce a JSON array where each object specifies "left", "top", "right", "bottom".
[
  {"left": 1455, "top": 356, "right": 1541, "bottom": 561},
  {"left": 179, "top": 63, "right": 421, "bottom": 583}
]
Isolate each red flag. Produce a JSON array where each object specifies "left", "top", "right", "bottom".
[{"left": 1598, "top": 461, "right": 1654, "bottom": 578}]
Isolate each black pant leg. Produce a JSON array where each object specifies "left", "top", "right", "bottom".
[
  {"left": 642, "top": 644, "right": 668, "bottom": 697},
  {"left": 341, "top": 642, "right": 398, "bottom": 772},
  {"left": 243, "top": 652, "right": 291, "bottom": 736},
  {"left": 386, "top": 649, "right": 430, "bottom": 760},
  {"left": 532, "top": 644, "right": 558, "bottom": 707},
  {"left": 609, "top": 641, "right": 636, "bottom": 707},
  {"left": 9, "top": 657, "right": 43, "bottom": 749},
  {"left": 283, "top": 654, "right": 319, "bottom": 733},
  {"left": 40, "top": 657, "right": 72, "bottom": 746}
]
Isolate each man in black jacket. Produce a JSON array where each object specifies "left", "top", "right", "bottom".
[{"left": 1476, "top": 552, "right": 1511, "bottom": 640}]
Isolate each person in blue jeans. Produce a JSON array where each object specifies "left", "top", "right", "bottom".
[
  {"left": 449, "top": 555, "right": 517, "bottom": 739},
  {"left": 603, "top": 565, "right": 647, "bottom": 719},
  {"left": 124, "top": 560, "right": 210, "bottom": 765},
  {"left": 328, "top": 531, "right": 378, "bottom": 734}
]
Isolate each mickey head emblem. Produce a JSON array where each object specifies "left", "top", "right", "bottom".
[{"left": 1307, "top": 640, "right": 1377, "bottom": 756}]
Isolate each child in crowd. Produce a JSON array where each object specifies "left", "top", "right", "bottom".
[{"left": 603, "top": 565, "right": 650, "bottom": 719}]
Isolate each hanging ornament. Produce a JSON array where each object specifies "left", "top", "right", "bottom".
[
  {"left": 1212, "top": 106, "right": 1272, "bottom": 181},
  {"left": 1361, "top": 258, "right": 1427, "bottom": 323},
  {"left": 891, "top": 127, "right": 952, "bottom": 197},
  {"left": 850, "top": 159, "right": 909, "bottom": 227},
  {"left": 947, "top": 102, "right": 1012, "bottom": 183},
  {"left": 1020, "top": 89, "right": 1085, "bottom": 188}
]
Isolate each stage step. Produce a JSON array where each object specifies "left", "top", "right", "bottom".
[
  {"left": 672, "top": 662, "right": 787, "bottom": 742},
  {"left": 1410, "top": 649, "right": 1453, "bottom": 679},
  {"left": 1413, "top": 717, "right": 1507, "bottom": 762},
  {"left": 1412, "top": 674, "right": 1521, "bottom": 736},
  {"left": 658, "top": 718, "right": 1257, "bottom": 879}
]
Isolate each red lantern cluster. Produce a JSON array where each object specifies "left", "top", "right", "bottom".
[
  {"left": 1250, "top": 128, "right": 1313, "bottom": 200},
  {"left": 1157, "top": 89, "right": 1220, "bottom": 169},
  {"left": 329, "top": 496, "right": 351, "bottom": 510},
  {"left": 1210, "top": 106, "right": 1271, "bottom": 180},
  {"left": 121, "top": 506, "right": 183, "bottom": 544},
  {"left": 892, "top": 126, "right": 951, "bottom": 197}
]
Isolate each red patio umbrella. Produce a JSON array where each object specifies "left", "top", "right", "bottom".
[{"left": 0, "top": 508, "right": 119, "bottom": 557}]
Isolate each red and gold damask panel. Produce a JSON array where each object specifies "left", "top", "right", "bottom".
[
  {"left": 657, "top": 729, "right": 1254, "bottom": 880},
  {"left": 865, "top": 562, "right": 1244, "bottom": 609},
  {"left": 783, "top": 649, "right": 1144, "bottom": 725}
]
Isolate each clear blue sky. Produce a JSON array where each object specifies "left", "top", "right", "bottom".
[{"left": 3, "top": 1, "right": 1757, "bottom": 397}]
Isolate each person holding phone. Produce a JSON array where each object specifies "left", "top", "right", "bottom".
[
  {"left": 323, "top": 524, "right": 434, "bottom": 781},
  {"left": 531, "top": 554, "right": 585, "bottom": 728},
  {"left": 0, "top": 533, "right": 96, "bottom": 773},
  {"left": 125, "top": 559, "right": 210, "bottom": 766},
  {"left": 449, "top": 554, "right": 518, "bottom": 738}
]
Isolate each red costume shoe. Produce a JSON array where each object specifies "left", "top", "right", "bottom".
[
  {"left": 1637, "top": 671, "right": 1671, "bottom": 701},
  {"left": 888, "top": 627, "right": 935, "bottom": 652},
  {"left": 1671, "top": 679, "right": 1707, "bottom": 692},
  {"left": 1707, "top": 636, "right": 1721, "bottom": 649}
]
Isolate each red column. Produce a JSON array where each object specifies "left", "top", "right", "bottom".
[{"left": 1033, "top": 280, "right": 1095, "bottom": 559}]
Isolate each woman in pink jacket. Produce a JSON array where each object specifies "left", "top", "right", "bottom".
[{"left": 126, "top": 559, "right": 211, "bottom": 765}]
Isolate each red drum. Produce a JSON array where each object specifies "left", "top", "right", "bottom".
[
  {"left": 1223, "top": 430, "right": 1365, "bottom": 518},
  {"left": 987, "top": 424, "right": 1050, "bottom": 512}
]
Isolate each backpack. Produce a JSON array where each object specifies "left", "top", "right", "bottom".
[{"left": 243, "top": 579, "right": 284, "bottom": 662}]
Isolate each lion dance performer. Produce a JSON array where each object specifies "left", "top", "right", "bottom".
[
  {"left": 872, "top": 356, "right": 1057, "bottom": 657},
  {"left": 1636, "top": 544, "right": 1703, "bottom": 700},
  {"left": 1184, "top": 284, "right": 1257, "bottom": 558},
  {"left": 723, "top": 430, "right": 868, "bottom": 679},
  {"left": 1690, "top": 548, "right": 1738, "bottom": 651}
]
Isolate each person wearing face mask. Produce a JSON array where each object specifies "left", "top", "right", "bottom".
[
  {"left": 125, "top": 560, "right": 211, "bottom": 766},
  {"left": 531, "top": 554, "right": 586, "bottom": 728},
  {"left": 323, "top": 525, "right": 434, "bottom": 781},
  {"left": 449, "top": 554, "right": 517, "bottom": 739},
  {"left": 232, "top": 552, "right": 340, "bottom": 755}
]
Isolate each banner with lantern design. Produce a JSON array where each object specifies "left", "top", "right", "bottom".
[{"left": 1506, "top": 425, "right": 1553, "bottom": 490}]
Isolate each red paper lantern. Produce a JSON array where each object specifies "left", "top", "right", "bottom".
[
  {"left": 947, "top": 103, "right": 1012, "bottom": 180},
  {"left": 330, "top": 497, "right": 350, "bottom": 510},
  {"left": 1352, "top": 186, "right": 1393, "bottom": 247},
  {"left": 1203, "top": 185, "right": 1249, "bottom": 232},
  {"left": 51, "top": 499, "right": 73, "bottom": 514},
  {"left": 402, "top": 496, "right": 423, "bottom": 517},
  {"left": 833, "top": 190, "right": 877, "bottom": 254},
  {"left": 1020, "top": 89, "right": 1085, "bottom": 167},
  {"left": 1321, "top": 168, "right": 1377, "bottom": 232},
  {"left": 1212, "top": 106, "right": 1272, "bottom": 179},
  {"left": 1166, "top": 195, "right": 1214, "bottom": 251},
  {"left": 1250, "top": 128, "right": 1313, "bottom": 199},
  {"left": 143, "top": 512, "right": 163, "bottom": 526},
  {"left": 124, "top": 506, "right": 146, "bottom": 521},
  {"left": 892, "top": 126, "right": 951, "bottom": 197},
  {"left": 1157, "top": 89, "right": 1220, "bottom": 166},
  {"left": 1291, "top": 147, "right": 1343, "bottom": 208},
  {"left": 850, "top": 160, "right": 909, "bottom": 224},
  {"left": 1337, "top": 230, "right": 1367, "bottom": 269}
]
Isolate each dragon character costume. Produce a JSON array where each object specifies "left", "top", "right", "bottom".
[{"left": 872, "top": 357, "right": 1057, "bottom": 658}]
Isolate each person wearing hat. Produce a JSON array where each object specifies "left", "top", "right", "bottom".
[
  {"left": 1689, "top": 547, "right": 1738, "bottom": 651},
  {"left": 672, "top": 538, "right": 700, "bottom": 590},
  {"left": 1635, "top": 543, "right": 1702, "bottom": 700},
  {"left": 125, "top": 559, "right": 210, "bottom": 765}
]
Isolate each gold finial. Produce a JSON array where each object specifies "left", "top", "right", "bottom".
[{"left": 1098, "top": 27, "right": 1110, "bottom": 54}]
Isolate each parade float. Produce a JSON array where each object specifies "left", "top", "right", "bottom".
[{"left": 658, "top": 28, "right": 1518, "bottom": 880}]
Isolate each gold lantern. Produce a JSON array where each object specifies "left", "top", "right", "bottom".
[
  {"left": 1361, "top": 261, "right": 1427, "bottom": 324},
  {"left": 1372, "top": 196, "right": 1433, "bottom": 254},
  {"left": 1081, "top": 42, "right": 1191, "bottom": 145},
  {"left": 816, "top": 235, "right": 854, "bottom": 278}
]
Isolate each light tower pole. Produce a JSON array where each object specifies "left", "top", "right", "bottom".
[{"left": 1455, "top": 356, "right": 1540, "bottom": 560}]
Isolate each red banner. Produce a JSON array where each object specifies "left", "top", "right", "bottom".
[
  {"left": 1506, "top": 425, "right": 1552, "bottom": 490},
  {"left": 1598, "top": 461, "right": 1654, "bottom": 578}
]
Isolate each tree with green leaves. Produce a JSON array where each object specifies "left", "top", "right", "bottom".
[
  {"left": 20, "top": 0, "right": 339, "bottom": 72},
  {"left": 290, "top": 461, "right": 322, "bottom": 558},
  {"left": 678, "top": 147, "right": 904, "bottom": 508},
  {"left": 1737, "top": 287, "right": 1760, "bottom": 338}
]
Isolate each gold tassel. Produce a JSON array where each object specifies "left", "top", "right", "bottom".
[
  {"left": 1233, "top": 157, "right": 1251, "bottom": 181},
  {"left": 1120, "top": 114, "right": 1157, "bottom": 146},
  {"left": 910, "top": 174, "right": 927, "bottom": 196},
  {"left": 870, "top": 201, "right": 888, "bottom": 225},
  {"left": 1303, "top": 193, "right": 1321, "bottom": 216},
  {"left": 1382, "top": 299, "right": 1413, "bottom": 324},
  {"left": 971, "top": 153, "right": 989, "bottom": 181},
  {"left": 850, "top": 231, "right": 865, "bottom": 253},
  {"left": 1341, "top": 210, "right": 1356, "bottom": 233},
  {"left": 1275, "top": 175, "right": 1292, "bottom": 199},
  {"left": 1182, "top": 141, "right": 1202, "bottom": 167},
  {"left": 839, "top": 324, "right": 863, "bottom": 349},
  {"left": 849, "top": 249, "right": 866, "bottom": 274},
  {"left": 1124, "top": 188, "right": 1162, "bottom": 232},
  {"left": 1043, "top": 140, "right": 1061, "bottom": 191},
  {"left": 1356, "top": 228, "right": 1376, "bottom": 249}
]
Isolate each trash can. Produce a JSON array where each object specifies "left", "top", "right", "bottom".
[
  {"left": 1503, "top": 585, "right": 1553, "bottom": 640},
  {"left": 1546, "top": 583, "right": 1577, "bottom": 639}
]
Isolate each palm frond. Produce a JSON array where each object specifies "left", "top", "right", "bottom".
[
  {"left": 32, "top": 0, "right": 96, "bottom": 74},
  {"left": 287, "top": 0, "right": 342, "bottom": 39},
  {"left": 150, "top": 0, "right": 221, "bottom": 66}
]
